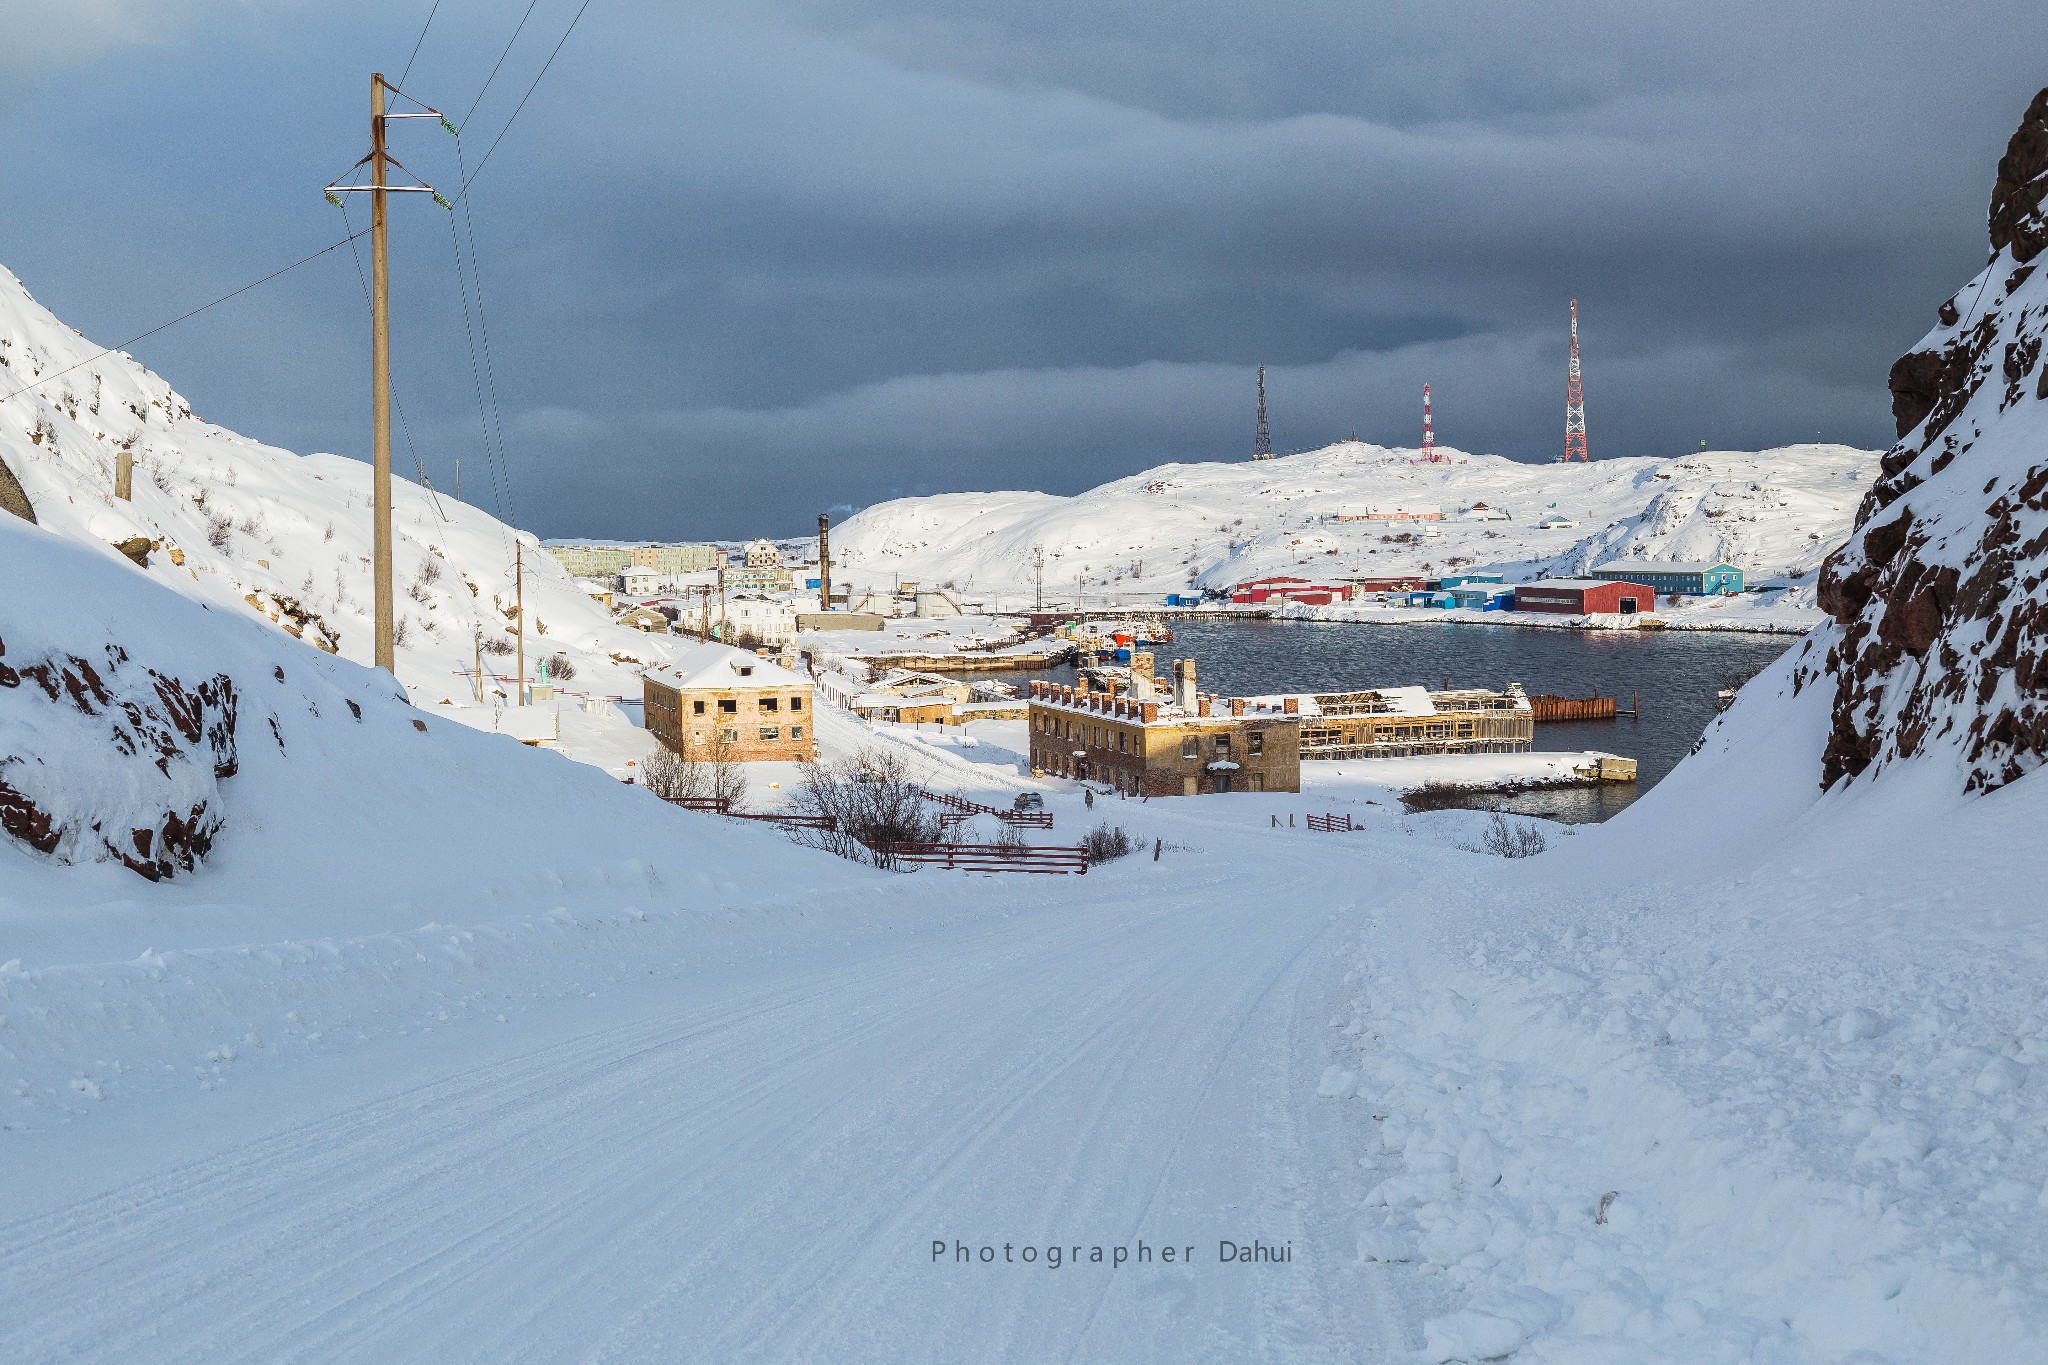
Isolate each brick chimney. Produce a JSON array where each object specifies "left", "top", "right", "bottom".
[
  {"left": 1142, "top": 701, "right": 1159, "bottom": 722},
  {"left": 1283, "top": 695, "right": 1299, "bottom": 714},
  {"left": 1173, "top": 659, "right": 1197, "bottom": 711},
  {"left": 1229, "top": 697, "right": 1246, "bottom": 717}
]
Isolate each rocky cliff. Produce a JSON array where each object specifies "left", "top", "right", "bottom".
[{"left": 1809, "top": 87, "right": 2048, "bottom": 791}]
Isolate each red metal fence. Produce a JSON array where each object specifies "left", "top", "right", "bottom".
[
  {"left": 876, "top": 841, "right": 1089, "bottom": 875},
  {"left": 660, "top": 795, "right": 836, "bottom": 831},
  {"left": 913, "top": 786, "right": 1054, "bottom": 827}
]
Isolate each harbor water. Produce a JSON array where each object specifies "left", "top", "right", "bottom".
[{"left": 993, "top": 617, "right": 1797, "bottom": 822}]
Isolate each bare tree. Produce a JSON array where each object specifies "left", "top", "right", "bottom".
[
  {"left": 661, "top": 715, "right": 750, "bottom": 812},
  {"left": 640, "top": 745, "right": 709, "bottom": 803},
  {"left": 788, "top": 747, "right": 942, "bottom": 869}
]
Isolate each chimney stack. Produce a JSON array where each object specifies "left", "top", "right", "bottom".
[
  {"left": 817, "top": 513, "right": 832, "bottom": 613},
  {"left": 1230, "top": 697, "right": 1246, "bottom": 717},
  {"left": 1130, "top": 651, "right": 1154, "bottom": 698},
  {"left": 1283, "top": 695, "right": 1299, "bottom": 715},
  {"left": 1173, "top": 658, "right": 1197, "bottom": 711}
]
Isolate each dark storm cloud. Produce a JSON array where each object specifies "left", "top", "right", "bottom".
[{"left": 0, "top": 0, "right": 2041, "bottom": 537}]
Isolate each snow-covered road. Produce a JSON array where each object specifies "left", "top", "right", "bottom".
[{"left": 2, "top": 867, "right": 1424, "bottom": 1363}]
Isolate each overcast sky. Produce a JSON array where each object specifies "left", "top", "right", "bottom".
[{"left": 1, "top": 1, "right": 2042, "bottom": 539}]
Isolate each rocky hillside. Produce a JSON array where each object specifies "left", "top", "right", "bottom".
[
  {"left": 0, "top": 263, "right": 676, "bottom": 707},
  {"left": 1808, "top": 86, "right": 2048, "bottom": 792}
]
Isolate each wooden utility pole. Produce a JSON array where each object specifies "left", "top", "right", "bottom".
[
  {"left": 370, "top": 73, "right": 394, "bottom": 672},
  {"left": 114, "top": 450, "right": 133, "bottom": 501},
  {"left": 325, "top": 73, "right": 448, "bottom": 674},
  {"left": 515, "top": 539, "right": 526, "bottom": 705},
  {"left": 473, "top": 624, "right": 483, "bottom": 702}
]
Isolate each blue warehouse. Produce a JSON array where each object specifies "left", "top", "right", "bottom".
[{"left": 1589, "top": 561, "right": 1743, "bottom": 597}]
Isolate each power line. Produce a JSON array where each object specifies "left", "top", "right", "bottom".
[
  {"left": 0, "top": 233, "right": 368, "bottom": 411},
  {"left": 462, "top": 0, "right": 545, "bottom": 127},
  {"left": 397, "top": 0, "right": 444, "bottom": 86},
  {"left": 459, "top": 0, "right": 596, "bottom": 196},
  {"left": 337, "top": 196, "right": 446, "bottom": 522}
]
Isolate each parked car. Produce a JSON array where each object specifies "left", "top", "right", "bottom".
[{"left": 1012, "top": 792, "right": 1045, "bottom": 811}]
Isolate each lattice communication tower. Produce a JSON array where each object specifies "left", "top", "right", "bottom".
[
  {"left": 1562, "top": 299, "right": 1589, "bottom": 462},
  {"left": 1253, "top": 364, "right": 1273, "bottom": 460}
]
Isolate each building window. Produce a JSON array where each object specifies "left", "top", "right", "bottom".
[
  {"left": 790, "top": 696, "right": 803, "bottom": 711},
  {"left": 760, "top": 725, "right": 779, "bottom": 741},
  {"left": 718, "top": 699, "right": 737, "bottom": 714},
  {"left": 1249, "top": 732, "right": 1263, "bottom": 757},
  {"left": 692, "top": 699, "right": 706, "bottom": 715},
  {"left": 719, "top": 726, "right": 739, "bottom": 743},
  {"left": 1214, "top": 734, "right": 1232, "bottom": 756},
  {"left": 760, "top": 697, "right": 779, "bottom": 711},
  {"left": 1181, "top": 736, "right": 1198, "bottom": 759},
  {"left": 1117, "top": 731, "right": 1127, "bottom": 753},
  {"left": 791, "top": 724, "right": 803, "bottom": 740}
]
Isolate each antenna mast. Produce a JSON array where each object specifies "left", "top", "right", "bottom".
[
  {"left": 1562, "top": 299, "right": 1589, "bottom": 462},
  {"left": 1421, "top": 383, "right": 1440, "bottom": 462},
  {"left": 1253, "top": 365, "right": 1272, "bottom": 460}
]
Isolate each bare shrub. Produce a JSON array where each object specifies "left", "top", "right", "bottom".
[
  {"left": 640, "top": 745, "right": 708, "bottom": 802},
  {"left": 1401, "top": 781, "right": 1472, "bottom": 813},
  {"left": 1480, "top": 809, "right": 1548, "bottom": 859},
  {"left": 206, "top": 512, "right": 232, "bottom": 549},
  {"left": 1083, "top": 822, "right": 1134, "bottom": 863},
  {"left": 481, "top": 636, "right": 514, "bottom": 657},
  {"left": 789, "top": 748, "right": 942, "bottom": 869},
  {"left": 407, "top": 558, "right": 442, "bottom": 602},
  {"left": 393, "top": 616, "right": 411, "bottom": 648},
  {"left": 657, "top": 722, "right": 748, "bottom": 813},
  {"left": 545, "top": 651, "right": 576, "bottom": 681}
]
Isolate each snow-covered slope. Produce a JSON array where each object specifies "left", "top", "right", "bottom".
[
  {"left": 0, "top": 508, "right": 857, "bottom": 927},
  {"left": 1801, "top": 86, "right": 2048, "bottom": 794},
  {"left": 0, "top": 264, "right": 676, "bottom": 707},
  {"left": 833, "top": 442, "right": 1879, "bottom": 603}
]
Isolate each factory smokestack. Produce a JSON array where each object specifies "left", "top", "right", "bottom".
[{"left": 817, "top": 513, "right": 832, "bottom": 612}]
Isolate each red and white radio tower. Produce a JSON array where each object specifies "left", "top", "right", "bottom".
[
  {"left": 1421, "top": 383, "right": 1440, "bottom": 462},
  {"left": 1561, "top": 298, "right": 1589, "bottom": 462}
]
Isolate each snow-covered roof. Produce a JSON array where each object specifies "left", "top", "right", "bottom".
[
  {"left": 1591, "top": 560, "right": 1737, "bottom": 574},
  {"left": 646, "top": 641, "right": 809, "bottom": 692},
  {"left": 1516, "top": 578, "right": 1613, "bottom": 590}
]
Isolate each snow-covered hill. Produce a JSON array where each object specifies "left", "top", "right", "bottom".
[
  {"left": 0, "top": 264, "right": 677, "bottom": 708},
  {"left": 833, "top": 442, "right": 1879, "bottom": 605}
]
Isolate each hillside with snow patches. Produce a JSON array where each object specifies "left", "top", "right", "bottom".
[
  {"left": 831, "top": 441, "right": 1879, "bottom": 607},
  {"left": 0, "top": 264, "right": 677, "bottom": 710}
]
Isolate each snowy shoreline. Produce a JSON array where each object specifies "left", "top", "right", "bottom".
[{"left": 1283, "top": 600, "right": 1823, "bottom": 637}]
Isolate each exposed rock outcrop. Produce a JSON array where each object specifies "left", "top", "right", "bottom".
[
  {"left": 1806, "top": 87, "right": 2048, "bottom": 792},
  {"left": 0, "top": 454, "right": 32, "bottom": 522},
  {"left": 0, "top": 632, "right": 238, "bottom": 879}
]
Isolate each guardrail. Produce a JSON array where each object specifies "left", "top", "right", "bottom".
[{"left": 876, "top": 841, "right": 1089, "bottom": 875}]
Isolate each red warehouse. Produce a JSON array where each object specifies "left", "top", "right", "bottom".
[
  {"left": 1230, "top": 576, "right": 1351, "bottom": 606},
  {"left": 1511, "top": 578, "right": 1657, "bottom": 615}
]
